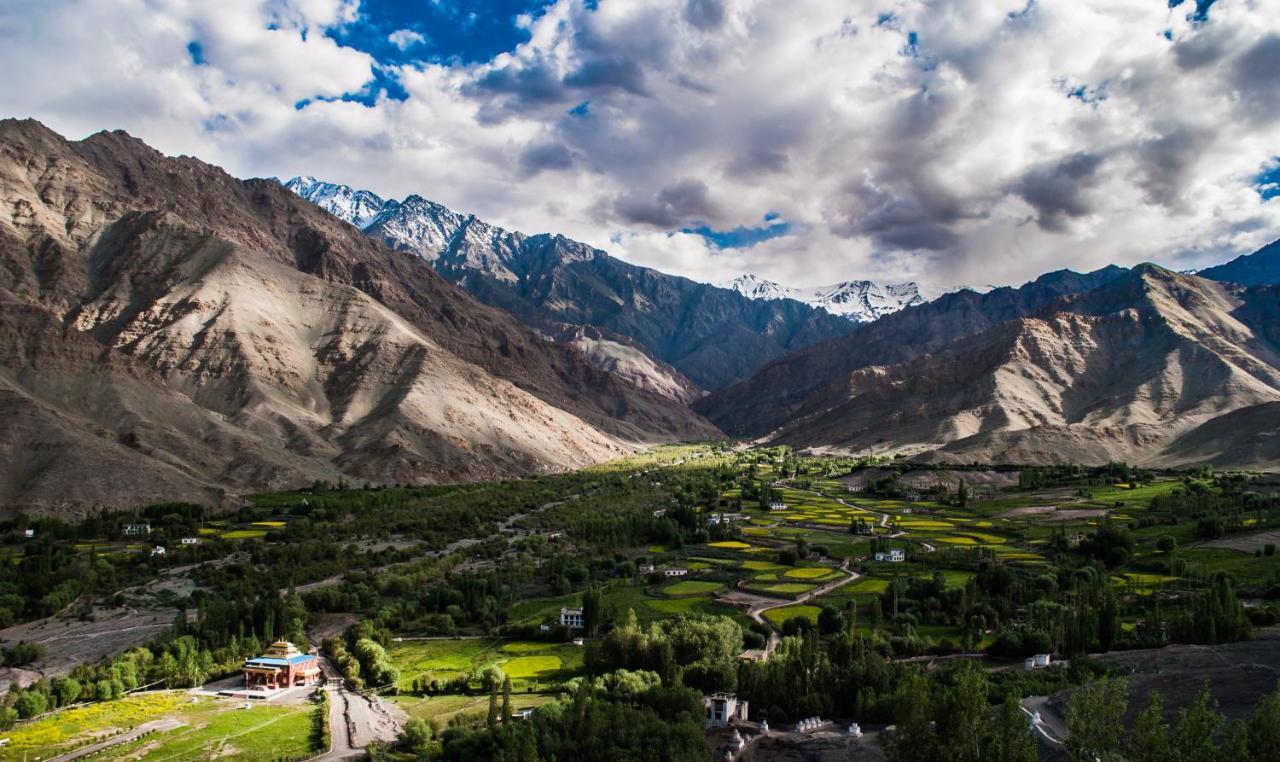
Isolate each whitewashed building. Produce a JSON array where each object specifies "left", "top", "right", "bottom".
[
  {"left": 705, "top": 693, "right": 749, "bottom": 728},
  {"left": 664, "top": 568, "right": 689, "bottom": 577},
  {"left": 122, "top": 523, "right": 152, "bottom": 536},
  {"left": 873, "top": 549, "right": 905, "bottom": 563},
  {"left": 559, "top": 607, "right": 584, "bottom": 629}
]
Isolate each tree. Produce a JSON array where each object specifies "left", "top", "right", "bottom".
[
  {"left": 582, "top": 584, "right": 604, "bottom": 637},
  {"left": 1127, "top": 692, "right": 1171, "bottom": 762},
  {"left": 936, "top": 661, "right": 990, "bottom": 762},
  {"left": 1247, "top": 688, "right": 1280, "bottom": 755},
  {"left": 402, "top": 717, "right": 434, "bottom": 756},
  {"left": 52, "top": 677, "right": 81, "bottom": 708},
  {"left": 502, "top": 676, "right": 512, "bottom": 723},
  {"left": 487, "top": 690, "right": 498, "bottom": 728},
  {"left": 14, "top": 690, "right": 47, "bottom": 719},
  {"left": 1066, "top": 678, "right": 1127, "bottom": 762},
  {"left": 887, "top": 670, "right": 937, "bottom": 761},
  {"left": 991, "top": 693, "right": 1037, "bottom": 762},
  {"left": 1171, "top": 684, "right": 1222, "bottom": 762}
]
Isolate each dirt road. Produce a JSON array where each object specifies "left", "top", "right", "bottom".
[
  {"left": 48, "top": 718, "right": 187, "bottom": 762},
  {"left": 728, "top": 560, "right": 861, "bottom": 657}
]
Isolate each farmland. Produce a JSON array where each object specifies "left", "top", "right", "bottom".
[{"left": 3, "top": 444, "right": 1279, "bottom": 760}]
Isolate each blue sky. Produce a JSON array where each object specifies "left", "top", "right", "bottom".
[{"left": 328, "top": 0, "right": 550, "bottom": 66}]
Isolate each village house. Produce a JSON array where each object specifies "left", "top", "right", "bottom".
[
  {"left": 1024, "top": 654, "right": 1052, "bottom": 671},
  {"left": 242, "top": 641, "right": 321, "bottom": 691},
  {"left": 704, "top": 693, "right": 749, "bottom": 728},
  {"left": 663, "top": 568, "right": 689, "bottom": 577},
  {"left": 559, "top": 607, "right": 584, "bottom": 629},
  {"left": 874, "top": 549, "right": 905, "bottom": 563},
  {"left": 768, "top": 500, "right": 787, "bottom": 511},
  {"left": 122, "top": 523, "right": 151, "bottom": 536},
  {"left": 150, "top": 546, "right": 166, "bottom": 556},
  {"left": 180, "top": 537, "right": 200, "bottom": 545},
  {"left": 638, "top": 563, "right": 656, "bottom": 573},
  {"left": 21, "top": 529, "right": 33, "bottom": 539},
  {"left": 652, "top": 508, "right": 667, "bottom": 518}
]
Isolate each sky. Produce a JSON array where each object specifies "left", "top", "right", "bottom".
[{"left": 1, "top": 0, "right": 1279, "bottom": 288}]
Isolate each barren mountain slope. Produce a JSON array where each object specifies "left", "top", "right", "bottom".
[
  {"left": 0, "top": 119, "right": 717, "bottom": 512},
  {"left": 288, "top": 179, "right": 854, "bottom": 391},
  {"left": 695, "top": 266, "right": 1127, "bottom": 436},
  {"left": 767, "top": 266, "right": 1280, "bottom": 467}
]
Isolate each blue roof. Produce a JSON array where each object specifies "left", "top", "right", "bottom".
[{"left": 245, "top": 654, "right": 315, "bottom": 668}]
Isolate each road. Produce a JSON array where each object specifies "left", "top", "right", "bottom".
[
  {"left": 48, "top": 719, "right": 187, "bottom": 762},
  {"left": 1021, "top": 695, "right": 1068, "bottom": 746},
  {"left": 739, "top": 560, "right": 861, "bottom": 656}
]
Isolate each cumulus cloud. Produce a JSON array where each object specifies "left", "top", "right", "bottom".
[
  {"left": 1, "top": 0, "right": 1279, "bottom": 287},
  {"left": 387, "top": 28, "right": 425, "bottom": 51}
]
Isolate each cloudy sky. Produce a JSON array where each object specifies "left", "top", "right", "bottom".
[{"left": 2, "top": 0, "right": 1279, "bottom": 287}]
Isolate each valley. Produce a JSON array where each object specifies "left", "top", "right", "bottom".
[{"left": 1, "top": 445, "right": 1277, "bottom": 760}]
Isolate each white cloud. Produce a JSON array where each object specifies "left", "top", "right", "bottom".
[
  {"left": 1, "top": 0, "right": 1279, "bottom": 287},
  {"left": 387, "top": 28, "right": 425, "bottom": 51}
]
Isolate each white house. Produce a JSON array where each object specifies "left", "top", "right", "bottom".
[
  {"left": 180, "top": 537, "right": 200, "bottom": 545},
  {"left": 768, "top": 500, "right": 787, "bottom": 511},
  {"left": 664, "top": 568, "right": 689, "bottom": 577},
  {"left": 1024, "top": 655, "right": 1052, "bottom": 671},
  {"left": 873, "top": 549, "right": 905, "bottom": 563},
  {"left": 21, "top": 529, "right": 34, "bottom": 539},
  {"left": 122, "top": 523, "right": 152, "bottom": 536},
  {"left": 652, "top": 508, "right": 667, "bottom": 518},
  {"left": 705, "top": 693, "right": 749, "bottom": 728},
  {"left": 150, "top": 546, "right": 166, "bottom": 556},
  {"left": 638, "top": 563, "right": 656, "bottom": 574},
  {"left": 559, "top": 607, "right": 584, "bottom": 629}
]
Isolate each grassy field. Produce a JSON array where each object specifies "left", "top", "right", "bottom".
[
  {"left": 391, "top": 692, "right": 558, "bottom": 724},
  {"left": 663, "top": 580, "right": 724, "bottom": 596},
  {"left": 386, "top": 638, "right": 584, "bottom": 690},
  {"left": 98, "top": 702, "right": 314, "bottom": 761},
  {"left": 763, "top": 604, "right": 822, "bottom": 628},
  {"left": 0, "top": 693, "right": 191, "bottom": 759}
]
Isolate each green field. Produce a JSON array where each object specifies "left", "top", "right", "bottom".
[
  {"left": 763, "top": 604, "right": 822, "bottom": 628},
  {"left": 387, "top": 638, "right": 584, "bottom": 690},
  {"left": 663, "top": 580, "right": 724, "bottom": 596},
  {"left": 98, "top": 702, "right": 314, "bottom": 761},
  {"left": 391, "top": 692, "right": 559, "bottom": 724},
  {"left": 0, "top": 693, "right": 191, "bottom": 759}
]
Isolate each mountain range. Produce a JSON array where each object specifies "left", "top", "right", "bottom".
[
  {"left": 698, "top": 263, "right": 1280, "bottom": 468},
  {"left": 1198, "top": 239, "right": 1280, "bottom": 287},
  {"left": 284, "top": 177, "right": 854, "bottom": 393},
  {"left": 0, "top": 120, "right": 716, "bottom": 512},
  {"left": 719, "top": 274, "right": 999, "bottom": 323},
  {"left": 2, "top": 119, "right": 1280, "bottom": 512}
]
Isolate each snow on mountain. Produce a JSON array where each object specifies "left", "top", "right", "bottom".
[
  {"left": 283, "top": 176, "right": 389, "bottom": 229},
  {"left": 721, "top": 274, "right": 998, "bottom": 321},
  {"left": 721, "top": 274, "right": 922, "bottom": 322}
]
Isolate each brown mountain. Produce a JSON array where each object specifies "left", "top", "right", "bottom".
[
  {"left": 0, "top": 119, "right": 717, "bottom": 513},
  {"left": 695, "top": 265, "right": 1127, "bottom": 436},
  {"left": 702, "top": 265, "right": 1280, "bottom": 467}
]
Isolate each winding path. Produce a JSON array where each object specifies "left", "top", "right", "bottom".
[{"left": 737, "top": 560, "right": 861, "bottom": 657}]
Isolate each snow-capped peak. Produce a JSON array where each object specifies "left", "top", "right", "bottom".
[
  {"left": 283, "top": 176, "right": 389, "bottom": 229},
  {"left": 722, "top": 274, "right": 982, "bottom": 322}
]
